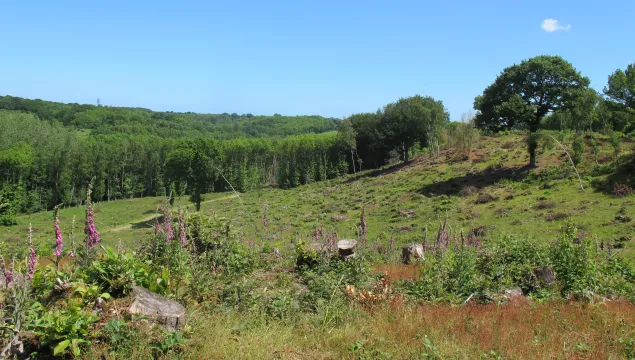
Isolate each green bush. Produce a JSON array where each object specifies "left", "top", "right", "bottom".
[
  {"left": 33, "top": 305, "right": 98, "bottom": 357},
  {"left": 572, "top": 136, "right": 585, "bottom": 165}
]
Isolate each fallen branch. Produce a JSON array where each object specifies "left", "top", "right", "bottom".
[{"left": 543, "top": 134, "right": 584, "bottom": 191}]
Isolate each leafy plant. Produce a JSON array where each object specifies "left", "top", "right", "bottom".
[{"left": 33, "top": 305, "right": 98, "bottom": 357}]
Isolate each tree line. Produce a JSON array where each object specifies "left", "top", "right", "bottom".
[
  {"left": 0, "top": 110, "right": 351, "bottom": 223},
  {"left": 1, "top": 57, "right": 634, "bottom": 222},
  {"left": 0, "top": 95, "right": 340, "bottom": 139}
]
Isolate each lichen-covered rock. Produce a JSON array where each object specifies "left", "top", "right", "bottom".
[
  {"left": 128, "top": 286, "right": 186, "bottom": 330},
  {"left": 401, "top": 243, "right": 424, "bottom": 264}
]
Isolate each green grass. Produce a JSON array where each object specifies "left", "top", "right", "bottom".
[
  {"left": 3, "top": 131, "right": 634, "bottom": 360},
  {"left": 2, "top": 131, "right": 634, "bottom": 261},
  {"left": 0, "top": 192, "right": 234, "bottom": 256},
  {"left": 205, "top": 132, "right": 635, "bottom": 260}
]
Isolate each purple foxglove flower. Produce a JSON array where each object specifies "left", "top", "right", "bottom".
[
  {"left": 85, "top": 203, "right": 100, "bottom": 249},
  {"left": 179, "top": 215, "right": 186, "bottom": 246},
  {"left": 54, "top": 217, "right": 63, "bottom": 258}
]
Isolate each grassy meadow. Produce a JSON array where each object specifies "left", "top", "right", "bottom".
[{"left": 2, "top": 131, "right": 634, "bottom": 359}]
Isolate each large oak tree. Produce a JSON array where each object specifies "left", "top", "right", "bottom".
[{"left": 474, "top": 55, "right": 590, "bottom": 166}]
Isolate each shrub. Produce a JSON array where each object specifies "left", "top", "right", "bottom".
[
  {"left": 88, "top": 247, "right": 155, "bottom": 296},
  {"left": 475, "top": 193, "right": 496, "bottom": 204},
  {"left": 33, "top": 305, "right": 99, "bottom": 357},
  {"left": 551, "top": 221, "right": 598, "bottom": 298},
  {"left": 571, "top": 136, "right": 585, "bottom": 165}
]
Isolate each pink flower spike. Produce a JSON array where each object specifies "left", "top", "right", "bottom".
[
  {"left": 179, "top": 215, "right": 186, "bottom": 246},
  {"left": 54, "top": 217, "right": 63, "bottom": 258}
]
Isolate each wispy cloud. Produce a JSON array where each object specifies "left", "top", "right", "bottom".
[{"left": 541, "top": 18, "right": 571, "bottom": 32}]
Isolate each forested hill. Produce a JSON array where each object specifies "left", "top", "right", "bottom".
[{"left": 0, "top": 95, "right": 339, "bottom": 138}]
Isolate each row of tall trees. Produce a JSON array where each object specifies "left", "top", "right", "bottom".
[
  {"left": 474, "top": 56, "right": 635, "bottom": 166},
  {"left": 0, "top": 110, "right": 349, "bottom": 222}
]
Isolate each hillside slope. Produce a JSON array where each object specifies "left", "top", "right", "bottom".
[{"left": 4, "top": 132, "right": 634, "bottom": 260}]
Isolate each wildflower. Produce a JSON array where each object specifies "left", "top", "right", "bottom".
[
  {"left": 54, "top": 213, "right": 63, "bottom": 258},
  {"left": 85, "top": 201, "right": 100, "bottom": 249},
  {"left": 83, "top": 181, "right": 100, "bottom": 250},
  {"left": 27, "top": 224, "right": 37, "bottom": 279},
  {"left": 179, "top": 214, "right": 186, "bottom": 246},
  {"left": 162, "top": 208, "right": 174, "bottom": 242},
  {"left": 4, "top": 261, "right": 13, "bottom": 286},
  {"left": 154, "top": 217, "right": 162, "bottom": 235}
]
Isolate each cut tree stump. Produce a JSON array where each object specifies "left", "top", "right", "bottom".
[
  {"left": 337, "top": 239, "right": 357, "bottom": 260},
  {"left": 402, "top": 243, "right": 424, "bottom": 264},
  {"left": 128, "top": 286, "right": 186, "bottom": 330}
]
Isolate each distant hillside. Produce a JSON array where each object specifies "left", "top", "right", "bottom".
[{"left": 0, "top": 95, "right": 340, "bottom": 139}]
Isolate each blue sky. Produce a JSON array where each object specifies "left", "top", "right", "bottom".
[{"left": 1, "top": 0, "right": 634, "bottom": 120}]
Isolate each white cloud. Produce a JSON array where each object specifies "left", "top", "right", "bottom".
[{"left": 541, "top": 18, "right": 571, "bottom": 32}]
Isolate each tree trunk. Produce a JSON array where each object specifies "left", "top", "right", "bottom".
[
  {"left": 528, "top": 116, "right": 541, "bottom": 167},
  {"left": 350, "top": 150, "right": 356, "bottom": 176},
  {"left": 404, "top": 145, "right": 410, "bottom": 163}
]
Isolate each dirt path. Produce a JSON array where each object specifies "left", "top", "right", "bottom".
[{"left": 105, "top": 193, "right": 240, "bottom": 233}]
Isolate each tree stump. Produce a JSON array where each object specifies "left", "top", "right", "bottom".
[
  {"left": 128, "top": 286, "right": 186, "bottom": 330},
  {"left": 337, "top": 239, "right": 357, "bottom": 260},
  {"left": 402, "top": 243, "right": 424, "bottom": 264}
]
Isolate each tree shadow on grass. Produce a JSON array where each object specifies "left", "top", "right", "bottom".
[
  {"left": 591, "top": 154, "right": 635, "bottom": 195},
  {"left": 343, "top": 161, "right": 410, "bottom": 184},
  {"left": 417, "top": 165, "right": 532, "bottom": 197},
  {"left": 131, "top": 218, "right": 158, "bottom": 230}
]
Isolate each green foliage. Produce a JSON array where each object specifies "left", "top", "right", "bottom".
[
  {"left": 572, "top": 136, "right": 585, "bottom": 165},
  {"left": 604, "top": 63, "right": 635, "bottom": 111},
  {"left": 33, "top": 305, "right": 98, "bottom": 357},
  {"left": 610, "top": 131, "right": 623, "bottom": 161},
  {"left": 551, "top": 221, "right": 598, "bottom": 297},
  {"left": 380, "top": 95, "right": 449, "bottom": 162},
  {"left": 451, "top": 115, "right": 479, "bottom": 158},
  {"left": 474, "top": 55, "right": 590, "bottom": 165},
  {"left": 102, "top": 318, "right": 137, "bottom": 354},
  {"left": 89, "top": 247, "right": 149, "bottom": 295}
]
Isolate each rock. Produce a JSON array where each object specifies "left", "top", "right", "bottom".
[
  {"left": 533, "top": 266, "right": 555, "bottom": 285},
  {"left": 337, "top": 239, "right": 357, "bottom": 260},
  {"left": 128, "top": 286, "right": 186, "bottom": 330},
  {"left": 504, "top": 287, "right": 523, "bottom": 298},
  {"left": 401, "top": 243, "right": 424, "bottom": 264},
  {"left": 309, "top": 242, "right": 325, "bottom": 253}
]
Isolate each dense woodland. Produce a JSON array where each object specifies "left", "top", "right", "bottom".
[{"left": 1, "top": 57, "right": 635, "bottom": 225}]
